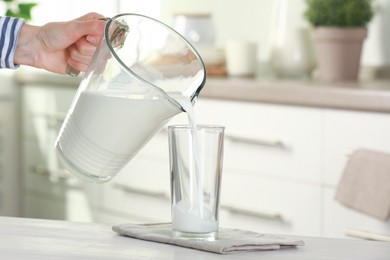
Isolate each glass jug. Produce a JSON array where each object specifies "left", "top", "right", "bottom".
[{"left": 55, "top": 13, "right": 206, "bottom": 183}]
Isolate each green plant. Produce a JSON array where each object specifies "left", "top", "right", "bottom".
[
  {"left": 304, "top": 0, "right": 374, "bottom": 27},
  {"left": 1, "top": 0, "right": 37, "bottom": 21}
]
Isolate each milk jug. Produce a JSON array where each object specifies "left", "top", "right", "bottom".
[{"left": 55, "top": 14, "right": 206, "bottom": 183}]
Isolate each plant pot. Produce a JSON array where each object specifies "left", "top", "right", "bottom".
[{"left": 312, "top": 27, "right": 367, "bottom": 81}]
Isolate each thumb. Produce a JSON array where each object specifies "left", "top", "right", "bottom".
[{"left": 75, "top": 12, "right": 105, "bottom": 22}]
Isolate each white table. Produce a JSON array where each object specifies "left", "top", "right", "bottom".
[{"left": 1, "top": 217, "right": 389, "bottom": 259}]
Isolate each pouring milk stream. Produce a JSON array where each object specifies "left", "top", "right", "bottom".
[
  {"left": 55, "top": 14, "right": 212, "bottom": 230},
  {"left": 170, "top": 99, "right": 219, "bottom": 233}
]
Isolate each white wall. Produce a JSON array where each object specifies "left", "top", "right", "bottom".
[
  {"left": 26, "top": 0, "right": 119, "bottom": 24},
  {"left": 119, "top": 0, "right": 160, "bottom": 19},
  {"left": 1, "top": 0, "right": 389, "bottom": 67},
  {"left": 160, "top": 0, "right": 287, "bottom": 63},
  {"left": 0, "top": 0, "right": 160, "bottom": 24},
  {"left": 361, "top": 0, "right": 390, "bottom": 67}
]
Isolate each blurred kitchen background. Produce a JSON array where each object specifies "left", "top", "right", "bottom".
[
  {"left": 4, "top": 0, "right": 390, "bottom": 76},
  {"left": 1, "top": 0, "right": 390, "bottom": 241}
]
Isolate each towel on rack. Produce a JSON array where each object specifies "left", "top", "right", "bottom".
[{"left": 335, "top": 149, "right": 390, "bottom": 221}]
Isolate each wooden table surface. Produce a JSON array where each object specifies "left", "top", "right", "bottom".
[{"left": 1, "top": 217, "right": 390, "bottom": 259}]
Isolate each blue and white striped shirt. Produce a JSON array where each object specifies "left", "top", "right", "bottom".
[{"left": 0, "top": 16, "right": 25, "bottom": 69}]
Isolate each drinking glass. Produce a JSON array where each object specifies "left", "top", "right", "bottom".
[{"left": 168, "top": 124, "right": 225, "bottom": 240}]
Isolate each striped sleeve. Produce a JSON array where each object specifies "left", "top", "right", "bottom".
[{"left": 0, "top": 16, "right": 25, "bottom": 69}]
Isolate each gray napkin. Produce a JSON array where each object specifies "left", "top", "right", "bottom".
[
  {"left": 335, "top": 149, "right": 390, "bottom": 221},
  {"left": 112, "top": 223, "right": 304, "bottom": 254}
]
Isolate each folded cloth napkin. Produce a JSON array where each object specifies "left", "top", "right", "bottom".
[
  {"left": 335, "top": 149, "right": 390, "bottom": 221},
  {"left": 112, "top": 223, "right": 304, "bottom": 254}
]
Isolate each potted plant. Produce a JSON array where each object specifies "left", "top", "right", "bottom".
[{"left": 304, "top": 0, "right": 375, "bottom": 81}]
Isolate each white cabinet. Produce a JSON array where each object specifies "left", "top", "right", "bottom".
[
  {"left": 0, "top": 73, "right": 19, "bottom": 217},
  {"left": 194, "top": 99, "right": 390, "bottom": 238},
  {"left": 0, "top": 99, "right": 19, "bottom": 216},
  {"left": 95, "top": 98, "right": 324, "bottom": 236},
  {"left": 194, "top": 99, "right": 323, "bottom": 184},
  {"left": 100, "top": 152, "right": 171, "bottom": 223},
  {"left": 19, "top": 82, "right": 390, "bottom": 239},
  {"left": 22, "top": 140, "right": 99, "bottom": 221},
  {"left": 192, "top": 99, "right": 323, "bottom": 236},
  {"left": 323, "top": 187, "right": 390, "bottom": 239},
  {"left": 322, "top": 109, "right": 390, "bottom": 186},
  {"left": 220, "top": 172, "right": 321, "bottom": 236},
  {"left": 20, "top": 84, "right": 99, "bottom": 222}
]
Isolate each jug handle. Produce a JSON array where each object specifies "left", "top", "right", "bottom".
[{"left": 66, "top": 17, "right": 129, "bottom": 77}]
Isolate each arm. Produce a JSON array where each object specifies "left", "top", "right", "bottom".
[
  {"left": 0, "top": 16, "right": 25, "bottom": 69},
  {"left": 3, "top": 12, "right": 105, "bottom": 74}
]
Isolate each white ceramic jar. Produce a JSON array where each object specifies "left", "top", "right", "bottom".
[{"left": 173, "top": 13, "right": 215, "bottom": 46}]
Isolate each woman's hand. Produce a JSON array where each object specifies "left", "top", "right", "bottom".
[{"left": 14, "top": 12, "right": 106, "bottom": 74}]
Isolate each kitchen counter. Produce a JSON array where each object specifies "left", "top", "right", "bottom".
[
  {"left": 14, "top": 68, "right": 390, "bottom": 113},
  {"left": 1, "top": 217, "right": 390, "bottom": 259},
  {"left": 201, "top": 77, "right": 390, "bottom": 113}
]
